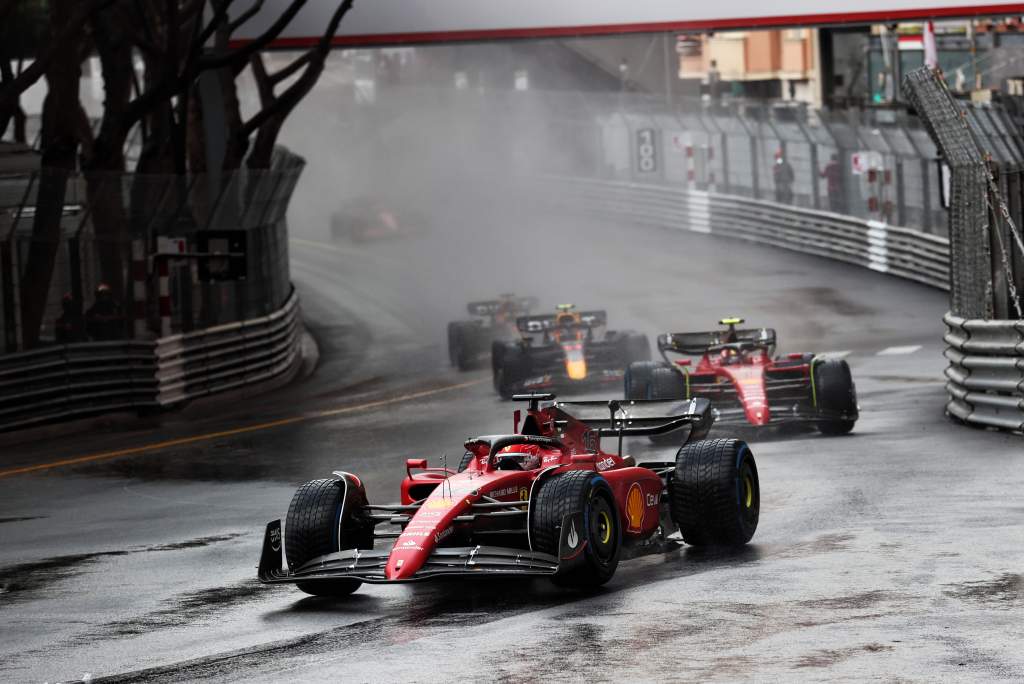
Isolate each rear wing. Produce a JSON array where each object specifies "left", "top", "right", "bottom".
[
  {"left": 516, "top": 310, "right": 607, "bottom": 334},
  {"left": 552, "top": 398, "right": 713, "bottom": 438},
  {"left": 657, "top": 328, "right": 776, "bottom": 355},
  {"left": 467, "top": 296, "right": 538, "bottom": 318}
]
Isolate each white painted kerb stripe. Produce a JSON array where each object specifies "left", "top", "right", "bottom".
[{"left": 877, "top": 345, "right": 923, "bottom": 355}]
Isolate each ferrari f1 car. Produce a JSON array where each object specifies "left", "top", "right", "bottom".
[
  {"left": 625, "top": 317, "right": 858, "bottom": 434},
  {"left": 258, "top": 393, "right": 759, "bottom": 594},
  {"left": 491, "top": 304, "right": 650, "bottom": 399},
  {"left": 330, "top": 197, "right": 419, "bottom": 243},
  {"left": 447, "top": 295, "right": 538, "bottom": 371}
]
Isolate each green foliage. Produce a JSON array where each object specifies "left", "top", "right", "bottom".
[{"left": 1, "top": 0, "right": 49, "bottom": 60}]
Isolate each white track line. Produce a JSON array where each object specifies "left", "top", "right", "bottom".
[{"left": 877, "top": 345, "right": 923, "bottom": 356}]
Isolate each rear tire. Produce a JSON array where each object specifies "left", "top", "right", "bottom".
[
  {"left": 646, "top": 366, "right": 687, "bottom": 400},
  {"left": 813, "top": 358, "right": 857, "bottom": 435},
  {"left": 530, "top": 470, "right": 620, "bottom": 588},
  {"left": 645, "top": 366, "right": 689, "bottom": 445},
  {"left": 494, "top": 342, "right": 529, "bottom": 399},
  {"left": 285, "top": 477, "right": 372, "bottom": 597},
  {"left": 623, "top": 332, "right": 651, "bottom": 364},
  {"left": 670, "top": 439, "right": 759, "bottom": 546},
  {"left": 624, "top": 360, "right": 667, "bottom": 400},
  {"left": 448, "top": 322, "right": 478, "bottom": 371}
]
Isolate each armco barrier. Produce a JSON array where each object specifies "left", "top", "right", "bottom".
[
  {"left": 0, "top": 341, "right": 158, "bottom": 432},
  {"left": 545, "top": 176, "right": 950, "bottom": 290},
  {"left": 943, "top": 313, "right": 1024, "bottom": 432},
  {"left": 0, "top": 290, "right": 301, "bottom": 432},
  {"left": 154, "top": 290, "right": 300, "bottom": 406}
]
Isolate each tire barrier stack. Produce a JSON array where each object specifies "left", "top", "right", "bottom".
[
  {"left": 943, "top": 313, "right": 1024, "bottom": 432},
  {"left": 545, "top": 176, "right": 950, "bottom": 290},
  {"left": 0, "top": 290, "right": 301, "bottom": 432}
]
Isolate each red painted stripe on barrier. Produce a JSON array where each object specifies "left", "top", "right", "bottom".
[{"left": 229, "top": 5, "right": 1024, "bottom": 48}]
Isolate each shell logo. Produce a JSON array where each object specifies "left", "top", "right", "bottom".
[{"left": 625, "top": 483, "right": 645, "bottom": 532}]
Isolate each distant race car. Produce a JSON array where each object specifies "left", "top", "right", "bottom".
[
  {"left": 447, "top": 295, "right": 538, "bottom": 371},
  {"left": 491, "top": 304, "right": 650, "bottom": 399},
  {"left": 258, "top": 393, "right": 759, "bottom": 595},
  {"left": 625, "top": 317, "right": 858, "bottom": 434},
  {"left": 330, "top": 197, "right": 418, "bottom": 243}
]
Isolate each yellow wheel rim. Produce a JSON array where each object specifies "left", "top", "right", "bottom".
[
  {"left": 597, "top": 510, "right": 612, "bottom": 544},
  {"left": 743, "top": 475, "right": 754, "bottom": 508}
]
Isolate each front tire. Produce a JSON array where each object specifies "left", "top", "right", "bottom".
[
  {"left": 813, "top": 358, "right": 857, "bottom": 435},
  {"left": 670, "top": 439, "right": 759, "bottom": 546},
  {"left": 530, "top": 470, "right": 620, "bottom": 588},
  {"left": 285, "top": 477, "right": 372, "bottom": 597}
]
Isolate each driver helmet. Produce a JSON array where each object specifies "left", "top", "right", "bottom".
[{"left": 496, "top": 445, "right": 541, "bottom": 471}]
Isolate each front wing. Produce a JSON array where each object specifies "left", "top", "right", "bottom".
[{"left": 258, "top": 520, "right": 559, "bottom": 584}]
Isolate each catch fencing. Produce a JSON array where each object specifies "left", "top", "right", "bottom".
[
  {"left": 0, "top": 288, "right": 301, "bottom": 432},
  {"left": 0, "top": 148, "right": 302, "bottom": 354},
  {"left": 902, "top": 67, "right": 1024, "bottom": 433}
]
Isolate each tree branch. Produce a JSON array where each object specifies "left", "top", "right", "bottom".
[
  {"left": 269, "top": 50, "right": 312, "bottom": 85},
  {"left": 228, "top": 0, "right": 266, "bottom": 34},
  {"left": 198, "top": 0, "right": 308, "bottom": 71},
  {"left": 0, "top": 0, "right": 119, "bottom": 118},
  {"left": 240, "top": 0, "right": 353, "bottom": 140}
]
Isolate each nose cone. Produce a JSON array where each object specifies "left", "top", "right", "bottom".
[{"left": 746, "top": 404, "right": 771, "bottom": 425}]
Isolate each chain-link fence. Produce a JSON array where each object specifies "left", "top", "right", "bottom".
[
  {"left": 435, "top": 89, "right": 950, "bottom": 238},
  {"left": 903, "top": 67, "right": 1024, "bottom": 320},
  {"left": 0, "top": 148, "right": 303, "bottom": 354}
]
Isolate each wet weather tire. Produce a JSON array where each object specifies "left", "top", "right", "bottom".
[
  {"left": 670, "top": 439, "right": 759, "bottom": 546},
  {"left": 530, "top": 470, "right": 620, "bottom": 588},
  {"left": 646, "top": 366, "right": 689, "bottom": 445},
  {"left": 448, "top": 322, "right": 477, "bottom": 371},
  {"left": 646, "top": 366, "right": 686, "bottom": 401},
  {"left": 624, "top": 361, "right": 668, "bottom": 400},
  {"left": 623, "top": 333, "right": 651, "bottom": 364},
  {"left": 813, "top": 358, "right": 857, "bottom": 435},
  {"left": 285, "top": 477, "right": 372, "bottom": 597},
  {"left": 494, "top": 342, "right": 529, "bottom": 400}
]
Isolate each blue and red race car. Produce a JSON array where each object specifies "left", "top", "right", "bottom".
[
  {"left": 491, "top": 304, "right": 650, "bottom": 399},
  {"left": 258, "top": 393, "right": 759, "bottom": 594}
]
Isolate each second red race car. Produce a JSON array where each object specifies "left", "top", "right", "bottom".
[
  {"left": 258, "top": 393, "right": 759, "bottom": 595},
  {"left": 625, "top": 317, "right": 858, "bottom": 434}
]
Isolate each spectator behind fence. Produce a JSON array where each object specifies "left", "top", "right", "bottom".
[
  {"left": 821, "top": 154, "right": 845, "bottom": 213},
  {"left": 55, "top": 292, "right": 85, "bottom": 344},
  {"left": 85, "top": 283, "right": 125, "bottom": 341},
  {"left": 773, "top": 151, "right": 794, "bottom": 204}
]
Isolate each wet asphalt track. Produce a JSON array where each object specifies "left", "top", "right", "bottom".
[{"left": 0, "top": 206, "right": 1022, "bottom": 683}]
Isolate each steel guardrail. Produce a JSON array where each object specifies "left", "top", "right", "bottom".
[
  {"left": 154, "top": 290, "right": 300, "bottom": 406},
  {"left": 0, "top": 290, "right": 302, "bottom": 432},
  {"left": 943, "top": 312, "right": 1024, "bottom": 432},
  {"left": 0, "top": 340, "right": 158, "bottom": 432},
  {"left": 543, "top": 176, "right": 950, "bottom": 291}
]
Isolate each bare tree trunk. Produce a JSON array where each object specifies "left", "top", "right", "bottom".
[
  {"left": 81, "top": 6, "right": 134, "bottom": 298},
  {"left": 18, "top": 0, "right": 87, "bottom": 348}
]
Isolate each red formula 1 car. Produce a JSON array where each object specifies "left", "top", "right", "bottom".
[
  {"left": 258, "top": 394, "right": 759, "bottom": 595},
  {"left": 625, "top": 318, "right": 858, "bottom": 434}
]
